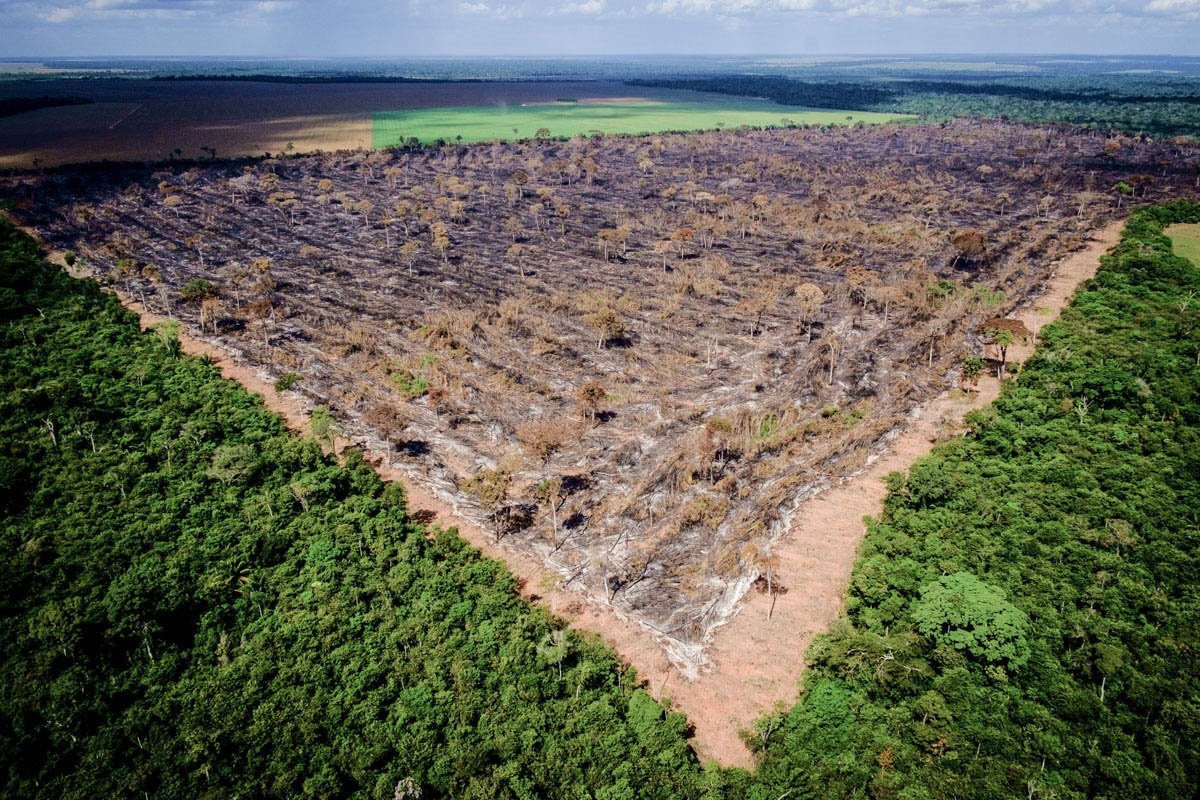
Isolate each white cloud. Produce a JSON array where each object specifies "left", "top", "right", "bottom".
[
  {"left": 36, "top": 0, "right": 221, "bottom": 22},
  {"left": 558, "top": 0, "right": 607, "bottom": 12},
  {"left": 17, "top": 0, "right": 1200, "bottom": 39},
  {"left": 43, "top": 6, "right": 77, "bottom": 21},
  {"left": 637, "top": 0, "right": 1200, "bottom": 16},
  {"left": 1144, "top": 0, "right": 1200, "bottom": 12},
  {"left": 24, "top": 0, "right": 1200, "bottom": 24}
]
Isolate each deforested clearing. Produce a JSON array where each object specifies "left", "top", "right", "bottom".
[{"left": 9, "top": 119, "right": 1198, "bottom": 672}]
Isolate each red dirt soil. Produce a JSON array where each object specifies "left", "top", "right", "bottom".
[{"left": 21, "top": 215, "right": 1124, "bottom": 768}]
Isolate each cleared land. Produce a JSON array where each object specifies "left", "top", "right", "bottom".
[
  {"left": 372, "top": 100, "right": 908, "bottom": 146},
  {"left": 7, "top": 121, "right": 1197, "bottom": 681},
  {"left": 0, "top": 78, "right": 742, "bottom": 168},
  {"left": 1168, "top": 222, "right": 1200, "bottom": 265}
]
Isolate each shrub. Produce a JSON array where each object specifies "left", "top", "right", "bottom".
[
  {"left": 274, "top": 372, "right": 301, "bottom": 392},
  {"left": 180, "top": 278, "right": 218, "bottom": 303}
]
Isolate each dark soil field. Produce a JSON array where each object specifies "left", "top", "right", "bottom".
[
  {"left": 8, "top": 120, "right": 1197, "bottom": 671},
  {"left": 0, "top": 78, "right": 707, "bottom": 168}
]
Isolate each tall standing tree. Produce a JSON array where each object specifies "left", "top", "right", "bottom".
[
  {"left": 509, "top": 170, "right": 529, "bottom": 199},
  {"left": 576, "top": 380, "right": 607, "bottom": 422},
  {"left": 506, "top": 243, "right": 526, "bottom": 277},
  {"left": 430, "top": 222, "right": 451, "bottom": 264},
  {"left": 399, "top": 241, "right": 421, "bottom": 276},
  {"left": 981, "top": 317, "right": 1031, "bottom": 380},
  {"left": 535, "top": 477, "right": 565, "bottom": 549},
  {"left": 824, "top": 333, "right": 843, "bottom": 385},
  {"left": 585, "top": 308, "right": 625, "bottom": 350},
  {"left": 364, "top": 403, "right": 408, "bottom": 467}
]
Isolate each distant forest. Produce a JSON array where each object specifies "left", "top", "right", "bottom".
[
  {"left": 1, "top": 196, "right": 1199, "bottom": 799},
  {"left": 150, "top": 74, "right": 488, "bottom": 85},
  {"left": 628, "top": 75, "right": 1200, "bottom": 136}
]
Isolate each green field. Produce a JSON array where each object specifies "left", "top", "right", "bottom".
[
  {"left": 371, "top": 100, "right": 910, "bottom": 146},
  {"left": 1168, "top": 222, "right": 1200, "bottom": 266}
]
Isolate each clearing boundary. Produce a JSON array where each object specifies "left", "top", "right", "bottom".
[{"left": 16, "top": 215, "right": 1125, "bottom": 768}]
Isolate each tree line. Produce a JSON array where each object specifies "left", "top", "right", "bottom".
[
  {"left": 627, "top": 75, "right": 1200, "bottom": 137},
  {"left": 0, "top": 95, "right": 93, "bottom": 118}
]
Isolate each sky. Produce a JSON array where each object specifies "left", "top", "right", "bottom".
[{"left": 2, "top": 0, "right": 1199, "bottom": 58}]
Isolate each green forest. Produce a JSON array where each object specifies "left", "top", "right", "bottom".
[
  {"left": 2, "top": 200, "right": 1200, "bottom": 798},
  {"left": 629, "top": 75, "right": 1200, "bottom": 137}
]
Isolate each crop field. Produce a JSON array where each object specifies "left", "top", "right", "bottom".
[
  {"left": 8, "top": 120, "right": 1198, "bottom": 672},
  {"left": 1168, "top": 222, "right": 1200, "bottom": 265},
  {"left": 371, "top": 100, "right": 908, "bottom": 146}
]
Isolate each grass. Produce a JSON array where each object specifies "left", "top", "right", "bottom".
[
  {"left": 371, "top": 100, "right": 911, "bottom": 147},
  {"left": 1167, "top": 222, "right": 1200, "bottom": 266}
]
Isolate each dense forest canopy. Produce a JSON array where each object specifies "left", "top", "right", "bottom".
[
  {"left": 1, "top": 190, "right": 1199, "bottom": 798},
  {"left": 0, "top": 96, "right": 93, "bottom": 119},
  {"left": 629, "top": 75, "right": 1200, "bottom": 137}
]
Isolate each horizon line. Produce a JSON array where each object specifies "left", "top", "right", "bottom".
[{"left": 4, "top": 51, "right": 1200, "bottom": 61}]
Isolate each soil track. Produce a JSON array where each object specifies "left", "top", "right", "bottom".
[{"left": 16, "top": 215, "right": 1124, "bottom": 767}]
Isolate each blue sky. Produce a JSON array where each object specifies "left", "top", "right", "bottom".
[{"left": 2, "top": 0, "right": 1199, "bottom": 57}]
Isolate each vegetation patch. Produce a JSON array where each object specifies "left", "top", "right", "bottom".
[
  {"left": 1167, "top": 221, "right": 1200, "bottom": 265},
  {"left": 752, "top": 201, "right": 1200, "bottom": 798},
  {"left": 632, "top": 74, "right": 1200, "bottom": 136}
]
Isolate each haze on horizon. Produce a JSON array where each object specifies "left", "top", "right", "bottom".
[{"left": 1, "top": 0, "right": 1199, "bottom": 60}]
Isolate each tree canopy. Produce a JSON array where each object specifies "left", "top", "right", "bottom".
[{"left": 911, "top": 572, "right": 1030, "bottom": 668}]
